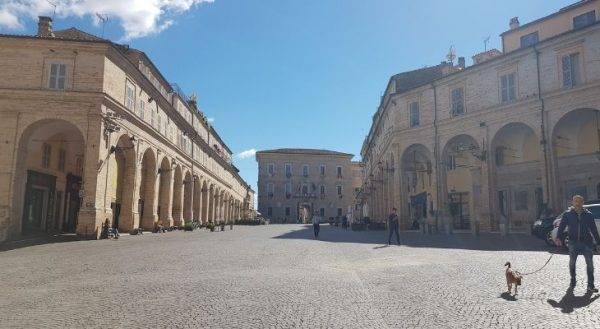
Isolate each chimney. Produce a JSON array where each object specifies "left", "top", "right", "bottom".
[
  {"left": 509, "top": 17, "right": 520, "bottom": 30},
  {"left": 37, "top": 16, "right": 54, "bottom": 37},
  {"left": 458, "top": 57, "right": 465, "bottom": 69}
]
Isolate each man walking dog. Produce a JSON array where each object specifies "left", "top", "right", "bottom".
[{"left": 556, "top": 195, "right": 600, "bottom": 292}]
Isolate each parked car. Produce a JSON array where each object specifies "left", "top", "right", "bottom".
[
  {"left": 531, "top": 216, "right": 557, "bottom": 246},
  {"left": 550, "top": 203, "right": 600, "bottom": 248}
]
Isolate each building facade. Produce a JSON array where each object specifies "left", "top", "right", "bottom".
[
  {"left": 361, "top": 0, "right": 600, "bottom": 234},
  {"left": 0, "top": 17, "right": 254, "bottom": 242},
  {"left": 256, "top": 149, "right": 362, "bottom": 223}
]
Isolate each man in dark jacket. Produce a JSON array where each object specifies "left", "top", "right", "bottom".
[
  {"left": 556, "top": 195, "right": 600, "bottom": 292},
  {"left": 388, "top": 208, "right": 400, "bottom": 246}
]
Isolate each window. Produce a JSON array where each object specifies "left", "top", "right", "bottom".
[
  {"left": 337, "top": 208, "right": 343, "bottom": 217},
  {"left": 520, "top": 31, "right": 539, "bottom": 48},
  {"left": 302, "top": 165, "right": 309, "bottom": 177},
  {"left": 562, "top": 53, "right": 581, "bottom": 89},
  {"left": 320, "top": 185, "right": 326, "bottom": 195},
  {"left": 336, "top": 166, "right": 343, "bottom": 178},
  {"left": 451, "top": 87, "right": 465, "bottom": 116},
  {"left": 446, "top": 155, "right": 456, "bottom": 171},
  {"left": 125, "top": 80, "right": 136, "bottom": 110},
  {"left": 500, "top": 73, "right": 516, "bottom": 103},
  {"left": 157, "top": 115, "right": 163, "bottom": 135},
  {"left": 267, "top": 183, "right": 274, "bottom": 198},
  {"left": 495, "top": 147, "right": 505, "bottom": 166},
  {"left": 267, "top": 207, "right": 273, "bottom": 216},
  {"left": 285, "top": 207, "right": 291, "bottom": 216},
  {"left": 337, "top": 185, "right": 343, "bottom": 195},
  {"left": 320, "top": 164, "right": 326, "bottom": 176},
  {"left": 58, "top": 149, "right": 66, "bottom": 172},
  {"left": 573, "top": 10, "right": 596, "bottom": 30},
  {"left": 49, "top": 63, "right": 67, "bottom": 90},
  {"left": 42, "top": 143, "right": 51, "bottom": 168},
  {"left": 285, "top": 164, "right": 292, "bottom": 178},
  {"left": 409, "top": 102, "right": 420, "bottom": 127},
  {"left": 285, "top": 182, "right": 292, "bottom": 198},
  {"left": 319, "top": 208, "right": 325, "bottom": 217},
  {"left": 267, "top": 163, "right": 274, "bottom": 175},
  {"left": 597, "top": 183, "right": 600, "bottom": 199},
  {"left": 302, "top": 184, "right": 308, "bottom": 195},
  {"left": 515, "top": 190, "right": 528, "bottom": 211},
  {"left": 150, "top": 109, "right": 156, "bottom": 127},
  {"left": 139, "top": 99, "right": 145, "bottom": 120}
]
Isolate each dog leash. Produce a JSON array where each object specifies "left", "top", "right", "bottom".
[{"left": 515, "top": 252, "right": 555, "bottom": 276}]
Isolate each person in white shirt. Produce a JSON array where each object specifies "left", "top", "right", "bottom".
[{"left": 312, "top": 213, "right": 321, "bottom": 239}]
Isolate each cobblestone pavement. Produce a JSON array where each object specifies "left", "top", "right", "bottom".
[{"left": 2, "top": 225, "right": 600, "bottom": 328}]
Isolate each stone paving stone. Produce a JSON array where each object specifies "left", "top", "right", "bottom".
[{"left": 1, "top": 225, "right": 599, "bottom": 328}]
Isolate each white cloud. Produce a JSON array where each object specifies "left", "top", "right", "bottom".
[
  {"left": 237, "top": 148, "right": 256, "bottom": 159},
  {"left": 0, "top": 0, "right": 213, "bottom": 40}
]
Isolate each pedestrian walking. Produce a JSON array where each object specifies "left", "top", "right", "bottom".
[
  {"left": 388, "top": 208, "right": 400, "bottom": 245},
  {"left": 313, "top": 213, "right": 321, "bottom": 239},
  {"left": 556, "top": 195, "right": 600, "bottom": 292}
]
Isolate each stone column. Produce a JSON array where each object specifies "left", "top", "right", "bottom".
[{"left": 76, "top": 114, "right": 105, "bottom": 239}]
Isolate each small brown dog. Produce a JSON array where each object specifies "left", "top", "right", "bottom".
[{"left": 505, "top": 262, "right": 522, "bottom": 295}]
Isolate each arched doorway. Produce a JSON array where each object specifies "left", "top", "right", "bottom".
[
  {"left": 157, "top": 157, "right": 172, "bottom": 227},
  {"left": 15, "top": 119, "right": 85, "bottom": 235},
  {"left": 552, "top": 108, "right": 600, "bottom": 208},
  {"left": 400, "top": 144, "right": 434, "bottom": 231},
  {"left": 491, "top": 122, "right": 542, "bottom": 232},
  {"left": 441, "top": 135, "right": 483, "bottom": 232},
  {"left": 139, "top": 148, "right": 157, "bottom": 230}
]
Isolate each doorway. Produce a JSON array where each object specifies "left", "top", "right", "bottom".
[
  {"left": 22, "top": 170, "right": 56, "bottom": 234},
  {"left": 449, "top": 192, "right": 470, "bottom": 230}
]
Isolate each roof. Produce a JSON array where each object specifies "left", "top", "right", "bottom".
[
  {"left": 500, "top": 0, "right": 596, "bottom": 36},
  {"left": 391, "top": 63, "right": 452, "bottom": 94},
  {"left": 53, "top": 28, "right": 106, "bottom": 42},
  {"left": 256, "top": 148, "right": 354, "bottom": 157}
]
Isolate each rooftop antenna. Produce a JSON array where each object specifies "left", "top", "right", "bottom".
[
  {"left": 96, "top": 13, "right": 109, "bottom": 38},
  {"left": 484, "top": 36, "right": 491, "bottom": 51},
  {"left": 46, "top": 0, "right": 57, "bottom": 20},
  {"left": 446, "top": 45, "right": 456, "bottom": 65}
]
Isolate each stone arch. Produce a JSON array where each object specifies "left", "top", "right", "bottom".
[
  {"left": 440, "top": 134, "right": 482, "bottom": 232},
  {"left": 139, "top": 147, "right": 157, "bottom": 230},
  {"left": 171, "top": 165, "right": 183, "bottom": 226},
  {"left": 400, "top": 144, "right": 434, "bottom": 231},
  {"left": 551, "top": 108, "right": 600, "bottom": 208},
  {"left": 490, "top": 122, "right": 543, "bottom": 232},
  {"left": 12, "top": 118, "right": 85, "bottom": 236},
  {"left": 183, "top": 170, "right": 193, "bottom": 223},
  {"left": 157, "top": 156, "right": 173, "bottom": 226}
]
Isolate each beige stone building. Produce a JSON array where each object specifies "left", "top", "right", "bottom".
[
  {"left": 0, "top": 17, "right": 254, "bottom": 242},
  {"left": 360, "top": 0, "right": 600, "bottom": 234},
  {"left": 256, "top": 149, "right": 362, "bottom": 223}
]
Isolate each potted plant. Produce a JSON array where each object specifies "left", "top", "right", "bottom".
[{"left": 207, "top": 222, "right": 216, "bottom": 232}]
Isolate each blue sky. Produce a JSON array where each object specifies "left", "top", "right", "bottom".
[{"left": 0, "top": 0, "right": 575, "bottom": 194}]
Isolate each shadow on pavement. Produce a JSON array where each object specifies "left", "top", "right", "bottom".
[
  {"left": 272, "top": 224, "right": 557, "bottom": 252},
  {"left": 0, "top": 233, "right": 82, "bottom": 252},
  {"left": 547, "top": 288, "right": 600, "bottom": 313},
  {"left": 499, "top": 292, "right": 517, "bottom": 301}
]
